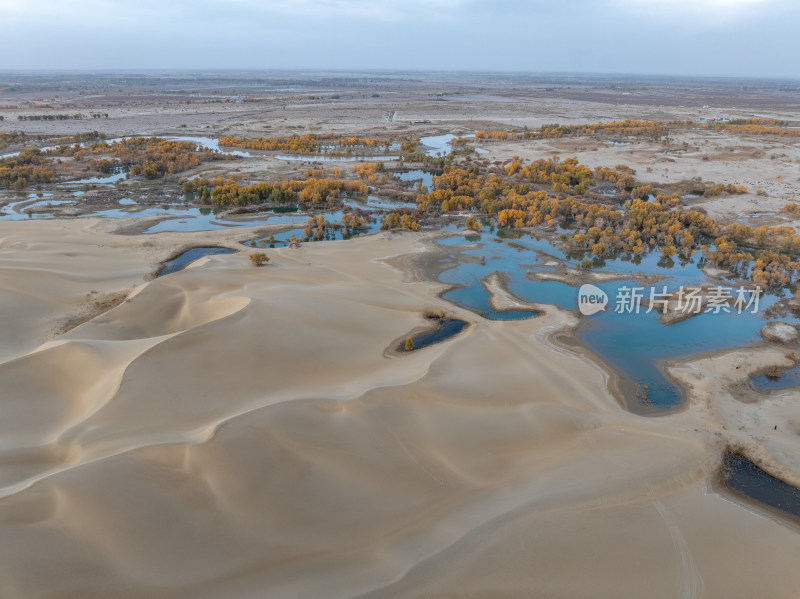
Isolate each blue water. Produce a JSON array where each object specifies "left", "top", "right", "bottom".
[
  {"left": 402, "top": 319, "right": 468, "bottom": 351},
  {"left": 67, "top": 170, "right": 128, "bottom": 185},
  {"left": 2, "top": 175, "right": 794, "bottom": 413},
  {"left": 421, "top": 134, "right": 456, "bottom": 157},
  {"left": 393, "top": 170, "right": 437, "bottom": 189},
  {"left": 159, "top": 247, "right": 236, "bottom": 276},
  {"left": 459, "top": 133, "right": 490, "bottom": 155},
  {"left": 0, "top": 193, "right": 58, "bottom": 220},
  {"left": 275, "top": 154, "right": 399, "bottom": 162},
  {"left": 32, "top": 135, "right": 249, "bottom": 158},
  {"left": 751, "top": 365, "right": 800, "bottom": 392},
  {"left": 249, "top": 194, "right": 417, "bottom": 246},
  {"left": 342, "top": 195, "right": 412, "bottom": 212},
  {"left": 0, "top": 192, "right": 404, "bottom": 234},
  {"left": 420, "top": 134, "right": 488, "bottom": 157},
  {"left": 144, "top": 207, "right": 296, "bottom": 233},
  {"left": 249, "top": 210, "right": 384, "bottom": 246},
  {"left": 165, "top": 136, "right": 250, "bottom": 158},
  {"left": 0, "top": 194, "right": 228, "bottom": 225},
  {"left": 434, "top": 229, "right": 791, "bottom": 411}
]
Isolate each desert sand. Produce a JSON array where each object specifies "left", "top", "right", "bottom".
[
  {"left": 2, "top": 72, "right": 799, "bottom": 597},
  {"left": 1, "top": 216, "right": 799, "bottom": 599}
]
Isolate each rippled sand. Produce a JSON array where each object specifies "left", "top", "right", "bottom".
[{"left": 1, "top": 218, "right": 799, "bottom": 599}]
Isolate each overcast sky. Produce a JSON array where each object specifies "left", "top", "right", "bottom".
[{"left": 0, "top": 0, "right": 798, "bottom": 77}]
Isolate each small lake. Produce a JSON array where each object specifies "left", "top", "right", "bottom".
[
  {"left": 401, "top": 319, "right": 468, "bottom": 352},
  {"left": 158, "top": 247, "right": 237, "bottom": 277},
  {"left": 420, "top": 134, "right": 488, "bottom": 157},
  {"left": 434, "top": 227, "right": 795, "bottom": 412},
  {"left": 247, "top": 195, "right": 417, "bottom": 246},
  {"left": 0, "top": 191, "right": 415, "bottom": 235},
  {"left": 165, "top": 136, "right": 251, "bottom": 158},
  {"left": 0, "top": 194, "right": 60, "bottom": 220},
  {"left": 420, "top": 134, "right": 455, "bottom": 157},
  {"left": 248, "top": 211, "right": 381, "bottom": 246},
  {"left": 2, "top": 136, "right": 249, "bottom": 158},
  {"left": 66, "top": 170, "right": 129, "bottom": 186},
  {"left": 721, "top": 453, "right": 800, "bottom": 523},
  {"left": 393, "top": 170, "right": 438, "bottom": 189},
  {"left": 275, "top": 154, "right": 399, "bottom": 163},
  {"left": 3, "top": 186, "right": 796, "bottom": 415},
  {"left": 342, "top": 194, "right": 412, "bottom": 212},
  {"left": 751, "top": 365, "right": 800, "bottom": 392},
  {"left": 143, "top": 207, "right": 285, "bottom": 233}
]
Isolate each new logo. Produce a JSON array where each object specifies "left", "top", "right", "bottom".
[{"left": 578, "top": 284, "right": 608, "bottom": 316}]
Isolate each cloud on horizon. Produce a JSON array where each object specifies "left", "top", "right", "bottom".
[{"left": 0, "top": 0, "right": 797, "bottom": 77}]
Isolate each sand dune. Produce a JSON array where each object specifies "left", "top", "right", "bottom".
[{"left": 0, "top": 219, "right": 798, "bottom": 598}]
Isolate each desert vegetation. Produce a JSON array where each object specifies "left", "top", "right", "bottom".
[
  {"left": 705, "top": 118, "right": 800, "bottom": 137},
  {"left": 249, "top": 252, "right": 269, "bottom": 266},
  {"left": 46, "top": 137, "right": 237, "bottom": 179},
  {"left": 181, "top": 175, "right": 368, "bottom": 206},
  {"left": 381, "top": 212, "right": 420, "bottom": 231},
  {"left": 0, "top": 149, "right": 56, "bottom": 189},
  {"left": 474, "top": 120, "right": 683, "bottom": 143},
  {"left": 219, "top": 134, "right": 394, "bottom": 156},
  {"left": 472, "top": 118, "right": 800, "bottom": 145},
  {"left": 301, "top": 214, "right": 370, "bottom": 240},
  {"left": 400, "top": 155, "right": 800, "bottom": 289},
  {"left": 0, "top": 136, "right": 239, "bottom": 189}
]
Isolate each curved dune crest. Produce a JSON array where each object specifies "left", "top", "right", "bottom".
[
  {"left": 66, "top": 281, "right": 252, "bottom": 342},
  {"left": 0, "top": 219, "right": 799, "bottom": 599}
]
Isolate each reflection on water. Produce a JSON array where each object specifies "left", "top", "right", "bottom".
[
  {"left": 2, "top": 181, "right": 796, "bottom": 414},
  {"left": 0, "top": 193, "right": 57, "bottom": 220},
  {"left": 751, "top": 365, "right": 800, "bottom": 392},
  {"left": 165, "top": 136, "right": 250, "bottom": 158},
  {"left": 343, "top": 195, "right": 412, "bottom": 212},
  {"left": 434, "top": 228, "right": 793, "bottom": 411},
  {"left": 66, "top": 170, "right": 128, "bottom": 186},
  {"left": 275, "top": 154, "right": 398, "bottom": 162},
  {"left": 158, "top": 247, "right": 237, "bottom": 277},
  {"left": 721, "top": 453, "right": 800, "bottom": 522},
  {"left": 401, "top": 319, "right": 468, "bottom": 352},
  {"left": 393, "top": 170, "right": 438, "bottom": 189},
  {"left": 143, "top": 207, "right": 282, "bottom": 233},
  {"left": 249, "top": 210, "right": 381, "bottom": 246},
  {"left": 420, "top": 134, "right": 488, "bottom": 157}
]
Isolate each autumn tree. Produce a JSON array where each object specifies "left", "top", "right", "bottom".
[{"left": 250, "top": 253, "right": 269, "bottom": 266}]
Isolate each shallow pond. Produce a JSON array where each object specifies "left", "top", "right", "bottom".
[
  {"left": 143, "top": 207, "right": 282, "bottom": 233},
  {"left": 459, "top": 133, "right": 489, "bottom": 155},
  {"left": 275, "top": 154, "right": 398, "bottom": 163},
  {"left": 435, "top": 228, "right": 794, "bottom": 411},
  {"left": 165, "top": 136, "right": 251, "bottom": 158},
  {"left": 66, "top": 170, "right": 129, "bottom": 186},
  {"left": 0, "top": 191, "right": 409, "bottom": 235},
  {"left": 420, "top": 134, "right": 456, "bottom": 157},
  {"left": 392, "top": 170, "right": 438, "bottom": 189},
  {"left": 247, "top": 195, "right": 417, "bottom": 246},
  {"left": 721, "top": 453, "right": 800, "bottom": 522},
  {"left": 342, "top": 195, "right": 412, "bottom": 212},
  {"left": 0, "top": 194, "right": 59, "bottom": 220},
  {"left": 248, "top": 210, "right": 383, "bottom": 246},
  {"left": 420, "top": 134, "right": 488, "bottom": 157},
  {"left": 158, "top": 247, "right": 237, "bottom": 277},
  {"left": 401, "top": 319, "right": 468, "bottom": 352},
  {"left": 751, "top": 365, "right": 800, "bottom": 392},
  {"left": 2, "top": 184, "right": 796, "bottom": 415}
]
